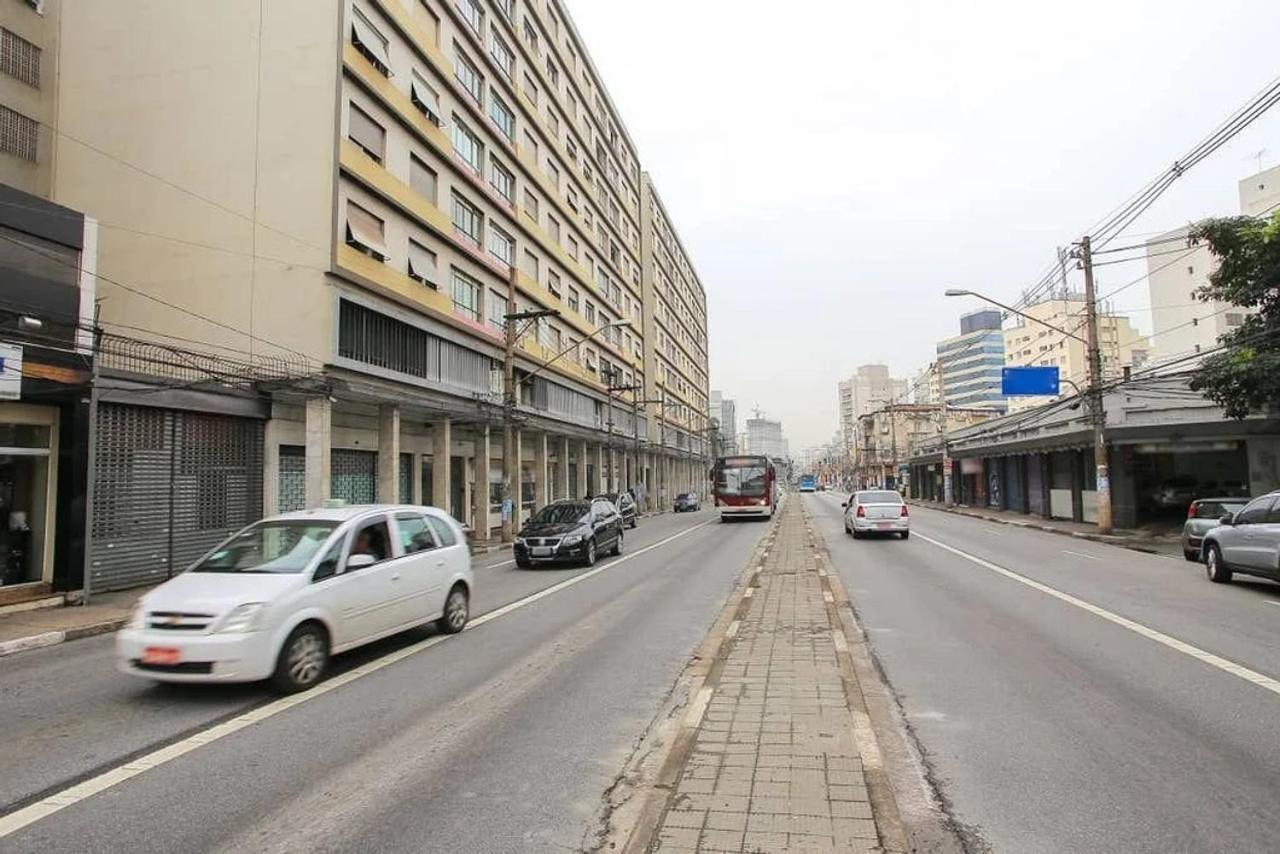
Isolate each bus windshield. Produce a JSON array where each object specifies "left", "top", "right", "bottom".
[{"left": 717, "top": 461, "right": 769, "bottom": 497}]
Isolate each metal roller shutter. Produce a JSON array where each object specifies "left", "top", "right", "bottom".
[{"left": 331, "top": 448, "right": 377, "bottom": 504}]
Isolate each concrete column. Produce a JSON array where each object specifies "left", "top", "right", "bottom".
[
  {"left": 534, "top": 432, "right": 549, "bottom": 510},
  {"left": 471, "top": 425, "right": 491, "bottom": 536},
  {"left": 511, "top": 429, "right": 525, "bottom": 530},
  {"left": 432, "top": 419, "right": 451, "bottom": 515},
  {"left": 596, "top": 444, "right": 606, "bottom": 495},
  {"left": 377, "top": 405, "right": 401, "bottom": 504},
  {"left": 576, "top": 440, "right": 589, "bottom": 499},
  {"left": 411, "top": 453, "right": 423, "bottom": 504},
  {"left": 559, "top": 436, "right": 571, "bottom": 501},
  {"left": 304, "top": 397, "right": 331, "bottom": 508},
  {"left": 262, "top": 417, "right": 282, "bottom": 515}
]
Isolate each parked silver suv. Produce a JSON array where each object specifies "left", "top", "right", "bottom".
[{"left": 1201, "top": 490, "right": 1280, "bottom": 584}]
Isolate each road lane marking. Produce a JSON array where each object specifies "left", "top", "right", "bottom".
[
  {"left": 0, "top": 517, "right": 720, "bottom": 839},
  {"left": 915, "top": 531, "right": 1280, "bottom": 699},
  {"left": 1061, "top": 550, "right": 1100, "bottom": 561},
  {"left": 1265, "top": 601, "right": 1280, "bottom": 608}
]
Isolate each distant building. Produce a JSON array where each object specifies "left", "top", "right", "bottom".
[
  {"left": 911, "top": 363, "right": 941, "bottom": 405},
  {"left": 937, "top": 310, "right": 1007, "bottom": 412},
  {"left": 710, "top": 390, "right": 738, "bottom": 455},
  {"left": 746, "top": 417, "right": 788, "bottom": 460},
  {"left": 1003, "top": 295, "right": 1151, "bottom": 413},
  {"left": 838, "top": 364, "right": 906, "bottom": 443}
]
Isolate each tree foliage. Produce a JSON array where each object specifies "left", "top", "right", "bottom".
[{"left": 1188, "top": 212, "right": 1280, "bottom": 419}]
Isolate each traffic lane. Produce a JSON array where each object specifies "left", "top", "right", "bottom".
[
  {"left": 0, "top": 509, "right": 715, "bottom": 814},
  {"left": 899, "top": 503, "right": 1280, "bottom": 680},
  {"left": 2, "top": 513, "right": 768, "bottom": 853},
  {"left": 807, "top": 494, "right": 1280, "bottom": 854},
  {"left": 468, "top": 510, "right": 701, "bottom": 572}
]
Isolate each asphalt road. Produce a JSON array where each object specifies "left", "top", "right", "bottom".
[
  {"left": 0, "top": 508, "right": 769, "bottom": 854},
  {"left": 807, "top": 492, "right": 1280, "bottom": 854}
]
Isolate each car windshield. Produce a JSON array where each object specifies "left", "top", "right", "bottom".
[
  {"left": 192, "top": 520, "right": 340, "bottom": 574},
  {"left": 601, "top": 493, "right": 620, "bottom": 504},
  {"left": 1195, "top": 500, "right": 1248, "bottom": 518},
  {"left": 716, "top": 465, "right": 768, "bottom": 497},
  {"left": 677, "top": 493, "right": 693, "bottom": 500},
  {"left": 858, "top": 491, "right": 902, "bottom": 504},
  {"left": 530, "top": 503, "right": 591, "bottom": 525}
]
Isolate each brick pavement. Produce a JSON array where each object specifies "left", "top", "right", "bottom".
[{"left": 650, "top": 500, "right": 884, "bottom": 853}]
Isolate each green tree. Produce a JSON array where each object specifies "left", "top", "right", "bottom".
[{"left": 1188, "top": 211, "right": 1280, "bottom": 419}]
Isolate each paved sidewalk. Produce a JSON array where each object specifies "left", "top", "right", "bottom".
[
  {"left": 650, "top": 502, "right": 891, "bottom": 853},
  {"left": 908, "top": 499, "right": 1183, "bottom": 558},
  {"left": 0, "top": 587, "right": 147, "bottom": 656}
]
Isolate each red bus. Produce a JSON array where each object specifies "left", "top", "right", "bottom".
[{"left": 712, "top": 455, "right": 778, "bottom": 520}]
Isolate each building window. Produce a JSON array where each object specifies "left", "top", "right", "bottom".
[
  {"left": 489, "top": 92, "right": 515, "bottom": 141},
  {"left": 523, "top": 17, "right": 539, "bottom": 52},
  {"left": 567, "top": 287, "right": 580, "bottom": 313},
  {"left": 523, "top": 188, "right": 540, "bottom": 218},
  {"left": 410, "top": 155, "right": 438, "bottom": 203},
  {"left": 451, "top": 270, "right": 482, "bottom": 322},
  {"left": 0, "top": 29, "right": 41, "bottom": 88},
  {"left": 523, "top": 72, "right": 539, "bottom": 105},
  {"left": 488, "top": 155, "right": 514, "bottom": 202},
  {"left": 549, "top": 270, "right": 562, "bottom": 298},
  {"left": 456, "top": 0, "right": 484, "bottom": 34},
  {"left": 546, "top": 161, "right": 560, "bottom": 189},
  {"left": 454, "top": 47, "right": 483, "bottom": 104},
  {"left": 547, "top": 109, "right": 560, "bottom": 138},
  {"left": 410, "top": 70, "right": 442, "bottom": 126},
  {"left": 351, "top": 7, "right": 390, "bottom": 74},
  {"left": 408, "top": 240, "right": 438, "bottom": 287},
  {"left": 494, "top": 0, "right": 512, "bottom": 20},
  {"left": 345, "top": 201, "right": 388, "bottom": 261},
  {"left": 522, "top": 129, "right": 539, "bottom": 162},
  {"left": 490, "top": 32, "right": 514, "bottom": 77},
  {"left": 521, "top": 249, "right": 540, "bottom": 282},
  {"left": 548, "top": 215, "right": 561, "bottom": 244},
  {"left": 488, "top": 290, "right": 508, "bottom": 331},
  {"left": 545, "top": 57, "right": 559, "bottom": 87},
  {"left": 488, "top": 224, "right": 514, "bottom": 266},
  {"left": 585, "top": 302, "right": 596, "bottom": 324},
  {"left": 451, "top": 193, "right": 483, "bottom": 246},
  {"left": 1225, "top": 312, "right": 1245, "bottom": 327},
  {"left": 347, "top": 102, "right": 385, "bottom": 163},
  {"left": 451, "top": 117, "right": 483, "bottom": 172},
  {"left": 566, "top": 234, "right": 579, "bottom": 260}
]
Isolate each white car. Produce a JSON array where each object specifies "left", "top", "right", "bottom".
[
  {"left": 117, "top": 505, "right": 473, "bottom": 692},
  {"left": 843, "top": 490, "right": 910, "bottom": 539}
]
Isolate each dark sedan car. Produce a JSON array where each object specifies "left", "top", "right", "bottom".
[
  {"left": 514, "top": 498, "right": 624, "bottom": 568},
  {"left": 599, "top": 492, "right": 638, "bottom": 529},
  {"left": 674, "top": 492, "right": 701, "bottom": 512}
]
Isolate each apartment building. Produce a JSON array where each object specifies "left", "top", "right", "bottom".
[
  {"left": 26, "top": 0, "right": 709, "bottom": 593},
  {"left": 0, "top": 0, "right": 59, "bottom": 197},
  {"left": 746, "top": 417, "right": 788, "bottom": 460},
  {"left": 1003, "top": 295, "right": 1151, "bottom": 413},
  {"left": 937, "top": 309, "right": 1007, "bottom": 412},
  {"left": 710, "top": 390, "right": 737, "bottom": 455},
  {"left": 836, "top": 364, "right": 906, "bottom": 443},
  {"left": 910, "top": 362, "right": 941, "bottom": 405}
]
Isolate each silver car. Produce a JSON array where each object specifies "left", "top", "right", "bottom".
[
  {"left": 1200, "top": 490, "right": 1280, "bottom": 584},
  {"left": 1182, "top": 497, "right": 1249, "bottom": 561},
  {"left": 843, "top": 490, "right": 909, "bottom": 539}
]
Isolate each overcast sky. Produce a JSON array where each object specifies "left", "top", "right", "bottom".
[{"left": 567, "top": 0, "right": 1280, "bottom": 450}]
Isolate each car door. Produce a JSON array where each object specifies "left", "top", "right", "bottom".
[
  {"left": 592, "top": 499, "right": 618, "bottom": 550},
  {"left": 391, "top": 512, "right": 445, "bottom": 624},
  {"left": 335, "top": 514, "right": 402, "bottom": 643},
  {"left": 1255, "top": 498, "right": 1280, "bottom": 576},
  {"left": 1221, "top": 497, "right": 1272, "bottom": 568},
  {"left": 424, "top": 513, "right": 467, "bottom": 594}
]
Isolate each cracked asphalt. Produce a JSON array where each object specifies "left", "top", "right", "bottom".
[{"left": 0, "top": 509, "right": 769, "bottom": 854}]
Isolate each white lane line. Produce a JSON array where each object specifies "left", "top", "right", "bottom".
[
  {"left": 981, "top": 529, "right": 1001, "bottom": 537},
  {"left": 1061, "top": 550, "right": 1100, "bottom": 561},
  {"left": 915, "top": 532, "right": 1280, "bottom": 698},
  {"left": 1265, "top": 601, "right": 1280, "bottom": 608},
  {"left": 0, "top": 518, "right": 719, "bottom": 839},
  {"left": 479, "top": 558, "right": 516, "bottom": 570}
]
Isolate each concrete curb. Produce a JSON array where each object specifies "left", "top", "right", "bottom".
[
  {"left": 907, "top": 500, "right": 1177, "bottom": 556},
  {"left": 0, "top": 618, "right": 125, "bottom": 658}
]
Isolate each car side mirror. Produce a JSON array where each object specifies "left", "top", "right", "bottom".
[
  {"left": 1219, "top": 514, "right": 1235, "bottom": 526},
  {"left": 345, "top": 553, "right": 377, "bottom": 571},
  {"left": 841, "top": 502, "right": 848, "bottom": 508}
]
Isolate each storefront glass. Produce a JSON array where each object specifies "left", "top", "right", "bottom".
[{"left": 0, "top": 421, "right": 52, "bottom": 587}]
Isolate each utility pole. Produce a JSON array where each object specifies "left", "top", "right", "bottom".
[{"left": 1079, "top": 235, "right": 1112, "bottom": 534}]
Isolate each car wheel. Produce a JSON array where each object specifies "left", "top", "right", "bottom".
[
  {"left": 629, "top": 517, "right": 637, "bottom": 529},
  {"left": 271, "top": 622, "right": 329, "bottom": 694},
  {"left": 584, "top": 538, "right": 598, "bottom": 567},
  {"left": 1183, "top": 549, "right": 1199, "bottom": 562},
  {"left": 1205, "top": 544, "right": 1232, "bottom": 584},
  {"left": 900, "top": 531, "right": 910, "bottom": 540},
  {"left": 613, "top": 532, "right": 624, "bottom": 556},
  {"left": 437, "top": 584, "right": 469, "bottom": 634},
  {"left": 516, "top": 557, "right": 532, "bottom": 569},
  {"left": 851, "top": 529, "right": 862, "bottom": 540}
]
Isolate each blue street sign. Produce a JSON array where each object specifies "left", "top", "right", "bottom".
[{"left": 1002, "top": 366, "right": 1060, "bottom": 396}]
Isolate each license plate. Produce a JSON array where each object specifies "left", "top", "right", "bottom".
[
  {"left": 141, "top": 647, "right": 181, "bottom": 666},
  {"left": 877, "top": 522, "right": 893, "bottom": 530},
  {"left": 531, "top": 546, "right": 553, "bottom": 557}
]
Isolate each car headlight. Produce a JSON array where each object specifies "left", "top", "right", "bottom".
[
  {"left": 561, "top": 534, "right": 583, "bottom": 546},
  {"left": 515, "top": 537, "right": 526, "bottom": 546},
  {"left": 126, "top": 601, "right": 146, "bottom": 630},
  {"left": 218, "top": 603, "right": 265, "bottom": 634}
]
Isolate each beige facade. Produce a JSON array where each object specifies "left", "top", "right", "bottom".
[
  {"left": 27, "top": 0, "right": 710, "bottom": 559},
  {"left": 1002, "top": 297, "right": 1152, "bottom": 413},
  {"left": 856, "top": 404, "right": 994, "bottom": 487},
  {"left": 0, "top": 0, "right": 61, "bottom": 197}
]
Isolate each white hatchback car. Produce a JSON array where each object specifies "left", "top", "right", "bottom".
[
  {"left": 843, "top": 490, "right": 910, "bottom": 539},
  {"left": 117, "top": 505, "right": 473, "bottom": 692}
]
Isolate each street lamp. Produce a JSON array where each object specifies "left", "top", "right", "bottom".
[{"left": 944, "top": 289, "right": 1085, "bottom": 342}]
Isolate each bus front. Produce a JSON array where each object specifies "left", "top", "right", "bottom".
[{"left": 713, "top": 455, "right": 776, "bottom": 520}]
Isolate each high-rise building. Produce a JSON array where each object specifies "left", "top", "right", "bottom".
[
  {"left": 837, "top": 364, "right": 906, "bottom": 442},
  {"left": 911, "top": 363, "right": 941, "bottom": 405},
  {"left": 937, "top": 309, "right": 1007, "bottom": 412},
  {"left": 0, "top": 0, "right": 61, "bottom": 198},
  {"left": 1003, "top": 295, "right": 1152, "bottom": 412},
  {"left": 746, "top": 417, "right": 788, "bottom": 460},
  {"left": 709, "top": 390, "right": 737, "bottom": 455},
  {"left": 16, "top": 0, "right": 711, "bottom": 591}
]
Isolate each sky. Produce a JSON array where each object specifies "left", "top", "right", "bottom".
[{"left": 566, "top": 0, "right": 1280, "bottom": 450}]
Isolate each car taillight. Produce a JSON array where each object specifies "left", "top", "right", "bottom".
[
  {"left": 856, "top": 505, "right": 865, "bottom": 517},
  {"left": 901, "top": 505, "right": 909, "bottom": 517},
  {"left": 1187, "top": 503, "right": 1198, "bottom": 519}
]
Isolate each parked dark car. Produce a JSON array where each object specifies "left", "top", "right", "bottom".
[
  {"left": 1149, "top": 476, "right": 1198, "bottom": 511},
  {"left": 1182, "top": 497, "right": 1249, "bottom": 561},
  {"left": 674, "top": 492, "right": 701, "bottom": 512},
  {"left": 599, "top": 492, "right": 638, "bottom": 529},
  {"left": 514, "top": 498, "right": 624, "bottom": 568}
]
